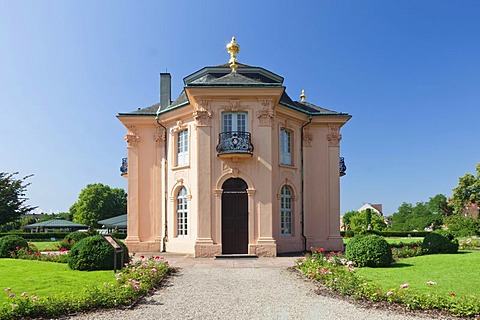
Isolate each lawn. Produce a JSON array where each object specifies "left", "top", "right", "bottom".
[
  {"left": 0, "top": 259, "right": 115, "bottom": 304},
  {"left": 355, "top": 250, "right": 480, "bottom": 298},
  {"left": 31, "top": 241, "right": 61, "bottom": 251}
]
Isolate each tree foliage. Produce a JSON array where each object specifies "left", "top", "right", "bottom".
[
  {"left": 70, "top": 183, "right": 126, "bottom": 227},
  {"left": 451, "top": 163, "right": 480, "bottom": 215},
  {"left": 350, "top": 209, "right": 386, "bottom": 233},
  {"left": 0, "top": 172, "right": 37, "bottom": 226},
  {"left": 390, "top": 195, "right": 447, "bottom": 231}
]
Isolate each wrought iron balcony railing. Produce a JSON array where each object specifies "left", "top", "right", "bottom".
[
  {"left": 216, "top": 131, "right": 254, "bottom": 157},
  {"left": 340, "top": 157, "right": 347, "bottom": 176},
  {"left": 120, "top": 157, "right": 128, "bottom": 175}
]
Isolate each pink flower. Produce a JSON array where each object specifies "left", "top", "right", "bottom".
[
  {"left": 8, "top": 293, "right": 15, "bottom": 298},
  {"left": 450, "top": 293, "right": 455, "bottom": 297},
  {"left": 131, "top": 280, "right": 140, "bottom": 285},
  {"left": 140, "top": 255, "right": 145, "bottom": 259},
  {"left": 386, "top": 291, "right": 394, "bottom": 296},
  {"left": 400, "top": 283, "right": 409, "bottom": 289},
  {"left": 318, "top": 247, "right": 325, "bottom": 252},
  {"left": 321, "top": 269, "right": 328, "bottom": 274},
  {"left": 4, "top": 288, "right": 11, "bottom": 291},
  {"left": 21, "top": 292, "right": 28, "bottom": 298}
]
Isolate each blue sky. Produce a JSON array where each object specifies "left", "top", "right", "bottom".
[{"left": 1, "top": 1, "right": 479, "bottom": 215}]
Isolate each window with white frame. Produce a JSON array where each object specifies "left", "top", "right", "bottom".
[
  {"left": 177, "top": 129, "right": 188, "bottom": 166},
  {"left": 280, "top": 128, "right": 292, "bottom": 165},
  {"left": 222, "top": 112, "right": 247, "bottom": 132},
  {"left": 280, "top": 185, "right": 293, "bottom": 235},
  {"left": 176, "top": 186, "right": 188, "bottom": 237}
]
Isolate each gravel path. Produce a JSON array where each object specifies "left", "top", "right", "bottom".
[{"left": 70, "top": 267, "right": 441, "bottom": 320}]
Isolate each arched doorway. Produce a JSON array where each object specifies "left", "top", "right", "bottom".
[{"left": 221, "top": 178, "right": 248, "bottom": 254}]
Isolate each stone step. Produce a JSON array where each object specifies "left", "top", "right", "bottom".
[{"left": 214, "top": 254, "right": 258, "bottom": 259}]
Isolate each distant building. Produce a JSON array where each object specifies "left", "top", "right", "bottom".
[
  {"left": 118, "top": 38, "right": 351, "bottom": 257},
  {"left": 463, "top": 202, "right": 479, "bottom": 219},
  {"left": 357, "top": 203, "right": 383, "bottom": 216}
]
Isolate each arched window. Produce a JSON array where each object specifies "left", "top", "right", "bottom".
[
  {"left": 280, "top": 185, "right": 293, "bottom": 235},
  {"left": 176, "top": 187, "right": 188, "bottom": 237}
]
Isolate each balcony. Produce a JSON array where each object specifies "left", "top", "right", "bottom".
[
  {"left": 216, "top": 131, "right": 254, "bottom": 159},
  {"left": 340, "top": 157, "right": 347, "bottom": 177},
  {"left": 120, "top": 157, "right": 128, "bottom": 177}
]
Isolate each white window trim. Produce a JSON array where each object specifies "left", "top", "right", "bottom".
[
  {"left": 176, "top": 129, "right": 189, "bottom": 167},
  {"left": 281, "top": 185, "right": 293, "bottom": 236},
  {"left": 280, "top": 128, "right": 293, "bottom": 166},
  {"left": 176, "top": 187, "right": 188, "bottom": 237},
  {"left": 222, "top": 112, "right": 248, "bottom": 132}
]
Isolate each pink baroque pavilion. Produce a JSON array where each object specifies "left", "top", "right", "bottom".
[{"left": 118, "top": 38, "right": 351, "bottom": 257}]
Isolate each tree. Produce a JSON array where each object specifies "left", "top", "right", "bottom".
[
  {"left": 350, "top": 209, "right": 386, "bottom": 233},
  {"left": 70, "top": 183, "right": 127, "bottom": 227},
  {"left": 451, "top": 163, "right": 480, "bottom": 215},
  {"left": 390, "top": 195, "right": 447, "bottom": 231},
  {"left": 342, "top": 210, "right": 357, "bottom": 231},
  {"left": 0, "top": 172, "right": 37, "bottom": 226}
]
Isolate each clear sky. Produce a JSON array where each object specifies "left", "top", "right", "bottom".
[{"left": 1, "top": 1, "right": 480, "bottom": 216}]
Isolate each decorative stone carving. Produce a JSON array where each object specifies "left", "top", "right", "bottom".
[
  {"left": 281, "top": 119, "right": 293, "bottom": 130},
  {"left": 223, "top": 99, "right": 247, "bottom": 112},
  {"left": 125, "top": 126, "right": 140, "bottom": 147},
  {"left": 170, "top": 120, "right": 187, "bottom": 134},
  {"left": 193, "top": 99, "right": 212, "bottom": 126},
  {"left": 256, "top": 99, "right": 275, "bottom": 127},
  {"left": 174, "top": 171, "right": 186, "bottom": 181},
  {"left": 303, "top": 126, "right": 313, "bottom": 147},
  {"left": 327, "top": 125, "right": 342, "bottom": 147},
  {"left": 154, "top": 127, "right": 165, "bottom": 143}
]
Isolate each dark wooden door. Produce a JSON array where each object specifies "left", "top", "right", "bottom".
[{"left": 221, "top": 178, "right": 248, "bottom": 254}]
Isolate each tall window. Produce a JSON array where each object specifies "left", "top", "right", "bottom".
[
  {"left": 280, "top": 185, "right": 293, "bottom": 235},
  {"left": 177, "top": 129, "right": 188, "bottom": 166},
  {"left": 280, "top": 128, "right": 292, "bottom": 165},
  {"left": 222, "top": 112, "right": 247, "bottom": 132},
  {"left": 176, "top": 187, "right": 188, "bottom": 237}
]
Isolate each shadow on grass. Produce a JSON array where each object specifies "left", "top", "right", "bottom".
[{"left": 388, "top": 262, "right": 413, "bottom": 268}]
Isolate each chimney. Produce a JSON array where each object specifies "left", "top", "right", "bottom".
[{"left": 160, "top": 73, "right": 171, "bottom": 109}]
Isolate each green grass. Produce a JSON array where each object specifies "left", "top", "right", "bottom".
[
  {"left": 0, "top": 259, "right": 115, "bottom": 304},
  {"left": 355, "top": 250, "right": 480, "bottom": 298},
  {"left": 31, "top": 241, "right": 61, "bottom": 251}
]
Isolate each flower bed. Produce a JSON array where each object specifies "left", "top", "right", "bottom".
[
  {"left": 0, "top": 256, "right": 170, "bottom": 319},
  {"left": 296, "top": 248, "right": 480, "bottom": 317}
]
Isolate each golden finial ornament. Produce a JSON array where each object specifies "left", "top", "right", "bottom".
[
  {"left": 226, "top": 36, "right": 240, "bottom": 73},
  {"left": 300, "top": 89, "right": 306, "bottom": 102}
]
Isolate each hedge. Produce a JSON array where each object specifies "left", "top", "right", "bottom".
[
  {"left": 0, "top": 232, "right": 70, "bottom": 241},
  {"left": 341, "top": 231, "right": 431, "bottom": 238}
]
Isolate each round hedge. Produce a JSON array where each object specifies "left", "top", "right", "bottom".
[
  {"left": 68, "top": 235, "right": 129, "bottom": 271},
  {"left": 0, "top": 235, "right": 29, "bottom": 258},
  {"left": 346, "top": 234, "right": 393, "bottom": 267},
  {"left": 422, "top": 230, "right": 459, "bottom": 254}
]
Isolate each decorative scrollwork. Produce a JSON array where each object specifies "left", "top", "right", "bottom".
[{"left": 216, "top": 131, "right": 254, "bottom": 155}]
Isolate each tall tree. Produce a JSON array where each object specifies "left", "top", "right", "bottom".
[
  {"left": 0, "top": 172, "right": 37, "bottom": 225},
  {"left": 451, "top": 163, "right": 480, "bottom": 215},
  {"left": 70, "top": 183, "right": 127, "bottom": 227},
  {"left": 390, "top": 195, "right": 447, "bottom": 231}
]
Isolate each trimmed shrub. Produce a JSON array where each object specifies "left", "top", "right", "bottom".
[
  {"left": 0, "top": 235, "right": 29, "bottom": 258},
  {"left": 68, "top": 235, "right": 129, "bottom": 271},
  {"left": 422, "top": 230, "right": 458, "bottom": 254},
  {"left": 59, "top": 231, "right": 91, "bottom": 250},
  {"left": 346, "top": 234, "right": 393, "bottom": 267}
]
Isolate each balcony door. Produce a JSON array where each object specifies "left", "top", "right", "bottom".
[{"left": 222, "top": 112, "right": 247, "bottom": 133}]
